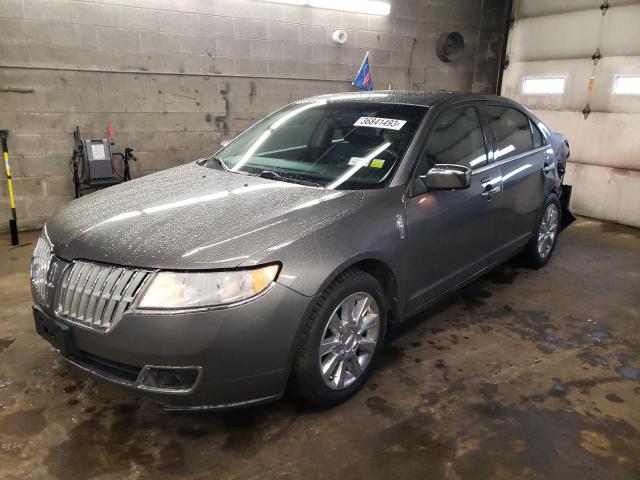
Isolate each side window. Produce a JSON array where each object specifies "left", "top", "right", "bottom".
[
  {"left": 416, "top": 106, "right": 488, "bottom": 176},
  {"left": 486, "top": 105, "right": 534, "bottom": 159},
  {"left": 530, "top": 119, "right": 545, "bottom": 148}
]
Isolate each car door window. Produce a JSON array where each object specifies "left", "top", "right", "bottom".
[
  {"left": 530, "top": 119, "right": 545, "bottom": 148},
  {"left": 415, "top": 106, "right": 488, "bottom": 177},
  {"left": 486, "top": 105, "right": 534, "bottom": 160}
]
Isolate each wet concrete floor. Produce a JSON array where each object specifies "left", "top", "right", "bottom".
[{"left": 0, "top": 217, "right": 639, "bottom": 479}]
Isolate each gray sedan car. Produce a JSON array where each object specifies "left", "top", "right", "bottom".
[{"left": 31, "top": 91, "right": 573, "bottom": 410}]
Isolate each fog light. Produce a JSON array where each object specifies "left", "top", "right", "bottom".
[{"left": 137, "top": 366, "right": 201, "bottom": 393}]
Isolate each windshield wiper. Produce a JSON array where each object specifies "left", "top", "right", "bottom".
[{"left": 257, "top": 170, "right": 322, "bottom": 188}]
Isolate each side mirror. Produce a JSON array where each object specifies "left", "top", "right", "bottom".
[{"left": 424, "top": 164, "right": 471, "bottom": 190}]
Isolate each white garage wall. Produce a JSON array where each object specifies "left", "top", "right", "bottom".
[{"left": 501, "top": 0, "right": 640, "bottom": 228}]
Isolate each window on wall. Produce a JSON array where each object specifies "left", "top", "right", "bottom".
[
  {"left": 613, "top": 76, "right": 640, "bottom": 95},
  {"left": 522, "top": 77, "right": 566, "bottom": 95}
]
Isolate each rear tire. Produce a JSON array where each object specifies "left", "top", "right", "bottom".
[
  {"left": 523, "top": 193, "right": 561, "bottom": 268},
  {"left": 290, "top": 269, "right": 387, "bottom": 407}
]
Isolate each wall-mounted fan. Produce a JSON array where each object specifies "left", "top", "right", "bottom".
[{"left": 436, "top": 32, "right": 465, "bottom": 63}]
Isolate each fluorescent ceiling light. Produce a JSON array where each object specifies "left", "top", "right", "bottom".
[
  {"left": 613, "top": 75, "right": 640, "bottom": 95},
  {"left": 258, "top": 0, "right": 391, "bottom": 16},
  {"left": 522, "top": 77, "right": 565, "bottom": 95}
]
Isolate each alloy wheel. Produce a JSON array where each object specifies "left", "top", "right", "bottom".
[
  {"left": 537, "top": 203, "right": 559, "bottom": 259},
  {"left": 318, "top": 292, "right": 380, "bottom": 390}
]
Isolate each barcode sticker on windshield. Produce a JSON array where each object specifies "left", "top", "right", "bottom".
[
  {"left": 347, "top": 157, "right": 370, "bottom": 166},
  {"left": 354, "top": 117, "right": 407, "bottom": 130}
]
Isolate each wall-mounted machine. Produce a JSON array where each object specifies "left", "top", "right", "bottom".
[{"left": 70, "top": 125, "right": 137, "bottom": 198}]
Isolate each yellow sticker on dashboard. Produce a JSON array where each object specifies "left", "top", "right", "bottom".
[{"left": 370, "top": 159, "right": 385, "bottom": 168}]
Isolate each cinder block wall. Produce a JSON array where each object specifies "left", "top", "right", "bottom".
[{"left": 0, "top": 0, "right": 506, "bottom": 231}]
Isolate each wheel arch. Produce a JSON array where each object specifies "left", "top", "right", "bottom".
[{"left": 317, "top": 255, "right": 400, "bottom": 324}]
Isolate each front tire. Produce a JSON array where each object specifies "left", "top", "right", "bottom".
[
  {"left": 290, "top": 270, "right": 387, "bottom": 407},
  {"left": 523, "top": 194, "right": 561, "bottom": 268}
]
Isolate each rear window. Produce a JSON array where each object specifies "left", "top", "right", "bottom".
[{"left": 486, "top": 105, "right": 534, "bottom": 159}]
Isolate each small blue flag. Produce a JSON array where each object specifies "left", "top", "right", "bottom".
[{"left": 353, "top": 52, "right": 373, "bottom": 91}]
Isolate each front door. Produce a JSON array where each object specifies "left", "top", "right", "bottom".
[{"left": 404, "top": 105, "right": 503, "bottom": 313}]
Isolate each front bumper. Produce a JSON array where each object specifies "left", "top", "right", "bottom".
[{"left": 34, "top": 282, "right": 314, "bottom": 410}]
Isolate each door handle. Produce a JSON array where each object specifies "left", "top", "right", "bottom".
[
  {"left": 481, "top": 184, "right": 502, "bottom": 198},
  {"left": 542, "top": 163, "right": 555, "bottom": 174}
]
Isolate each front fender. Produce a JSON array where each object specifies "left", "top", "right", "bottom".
[{"left": 241, "top": 187, "right": 408, "bottom": 301}]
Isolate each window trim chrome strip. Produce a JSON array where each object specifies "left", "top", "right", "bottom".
[{"left": 472, "top": 145, "right": 548, "bottom": 176}]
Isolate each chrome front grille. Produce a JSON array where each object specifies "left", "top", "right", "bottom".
[
  {"left": 31, "top": 229, "right": 53, "bottom": 304},
  {"left": 55, "top": 261, "right": 150, "bottom": 331}
]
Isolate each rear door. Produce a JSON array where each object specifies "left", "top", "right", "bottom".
[
  {"left": 482, "top": 103, "right": 552, "bottom": 261},
  {"left": 403, "top": 103, "right": 503, "bottom": 313}
]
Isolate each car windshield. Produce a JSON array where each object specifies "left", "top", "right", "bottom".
[{"left": 205, "top": 101, "right": 428, "bottom": 189}]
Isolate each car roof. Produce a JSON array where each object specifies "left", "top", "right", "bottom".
[{"left": 300, "top": 90, "right": 508, "bottom": 108}]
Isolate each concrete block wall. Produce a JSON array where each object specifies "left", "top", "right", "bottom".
[
  {"left": 0, "top": 0, "right": 506, "bottom": 231},
  {"left": 472, "top": 0, "right": 509, "bottom": 93}
]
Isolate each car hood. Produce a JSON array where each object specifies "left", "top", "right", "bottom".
[{"left": 47, "top": 163, "right": 362, "bottom": 269}]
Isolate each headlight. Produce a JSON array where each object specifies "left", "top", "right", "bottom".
[
  {"left": 138, "top": 264, "right": 280, "bottom": 309},
  {"left": 31, "top": 226, "right": 52, "bottom": 304}
]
